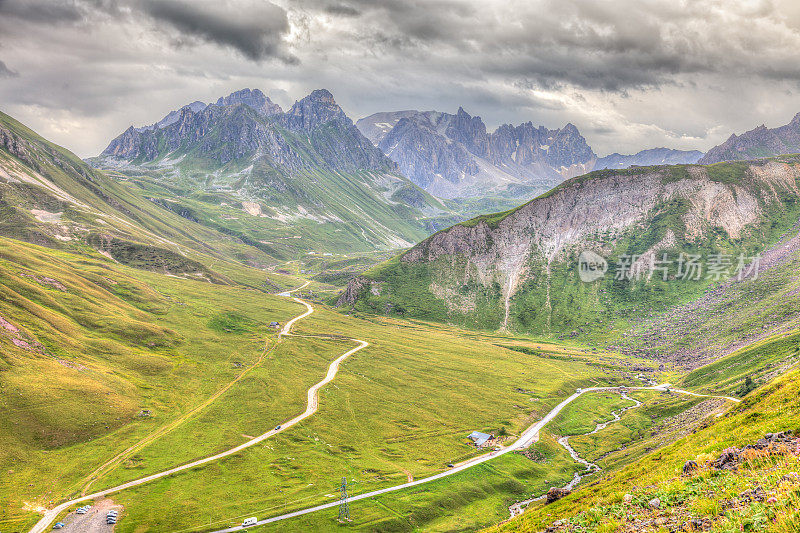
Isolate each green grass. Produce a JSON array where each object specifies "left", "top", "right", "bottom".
[
  {"left": 548, "top": 392, "right": 632, "bottom": 436},
  {"left": 486, "top": 340, "right": 800, "bottom": 533},
  {"left": 0, "top": 235, "right": 657, "bottom": 532},
  {"left": 0, "top": 237, "right": 303, "bottom": 530}
]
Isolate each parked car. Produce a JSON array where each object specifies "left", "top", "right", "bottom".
[
  {"left": 76, "top": 507, "right": 87, "bottom": 514},
  {"left": 242, "top": 517, "right": 258, "bottom": 527},
  {"left": 53, "top": 524, "right": 64, "bottom": 530},
  {"left": 447, "top": 463, "right": 454, "bottom": 468}
]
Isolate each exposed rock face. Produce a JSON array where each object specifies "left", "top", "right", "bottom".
[
  {"left": 546, "top": 487, "right": 571, "bottom": 503},
  {"left": 215, "top": 88, "right": 282, "bottom": 116},
  {"left": 138, "top": 101, "right": 208, "bottom": 132},
  {"left": 98, "top": 88, "right": 394, "bottom": 174},
  {"left": 700, "top": 112, "right": 800, "bottom": 164},
  {"left": 343, "top": 159, "right": 800, "bottom": 334},
  {"left": 358, "top": 108, "right": 597, "bottom": 198},
  {"left": 401, "top": 163, "right": 788, "bottom": 267},
  {"left": 336, "top": 276, "right": 371, "bottom": 307},
  {"left": 595, "top": 148, "right": 703, "bottom": 170},
  {"left": 282, "top": 89, "right": 347, "bottom": 131}
]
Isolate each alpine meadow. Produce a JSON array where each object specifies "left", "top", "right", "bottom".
[{"left": 2, "top": 2, "right": 800, "bottom": 533}]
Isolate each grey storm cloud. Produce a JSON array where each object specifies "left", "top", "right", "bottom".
[
  {"left": 297, "top": 0, "right": 800, "bottom": 91},
  {"left": 0, "top": 0, "right": 294, "bottom": 62},
  {"left": 2, "top": 0, "right": 800, "bottom": 159},
  {"left": 0, "top": 0, "right": 86, "bottom": 24},
  {"left": 138, "top": 0, "right": 294, "bottom": 62}
]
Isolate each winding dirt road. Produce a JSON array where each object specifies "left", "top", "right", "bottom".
[{"left": 29, "top": 283, "right": 369, "bottom": 533}]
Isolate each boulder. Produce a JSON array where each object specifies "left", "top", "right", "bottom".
[{"left": 546, "top": 487, "right": 571, "bottom": 504}]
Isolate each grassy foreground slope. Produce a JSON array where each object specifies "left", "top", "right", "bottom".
[
  {"left": 0, "top": 233, "right": 663, "bottom": 533},
  {"left": 83, "top": 311, "right": 652, "bottom": 533},
  {"left": 486, "top": 336, "right": 800, "bottom": 533},
  {"left": 0, "top": 237, "right": 306, "bottom": 530}
]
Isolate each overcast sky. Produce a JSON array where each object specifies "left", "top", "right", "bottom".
[{"left": 2, "top": 0, "right": 800, "bottom": 158}]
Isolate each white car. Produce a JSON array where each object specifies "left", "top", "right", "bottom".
[
  {"left": 242, "top": 517, "right": 258, "bottom": 527},
  {"left": 76, "top": 508, "right": 87, "bottom": 515}
]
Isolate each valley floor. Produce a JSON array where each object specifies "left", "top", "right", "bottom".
[{"left": 2, "top": 238, "right": 794, "bottom": 533}]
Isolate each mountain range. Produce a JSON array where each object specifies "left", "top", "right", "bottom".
[
  {"left": 92, "top": 88, "right": 456, "bottom": 255},
  {"left": 6, "top": 86, "right": 800, "bottom": 533},
  {"left": 357, "top": 109, "right": 703, "bottom": 199},
  {"left": 700, "top": 112, "right": 800, "bottom": 164}
]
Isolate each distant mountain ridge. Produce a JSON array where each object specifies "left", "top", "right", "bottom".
[
  {"left": 700, "top": 112, "right": 800, "bottom": 164},
  {"left": 595, "top": 147, "right": 703, "bottom": 170},
  {"left": 357, "top": 109, "right": 702, "bottom": 199}
]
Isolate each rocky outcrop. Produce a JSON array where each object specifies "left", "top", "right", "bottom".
[
  {"left": 700, "top": 112, "right": 800, "bottom": 164},
  {"left": 546, "top": 487, "right": 571, "bottom": 504},
  {"left": 336, "top": 276, "right": 370, "bottom": 307},
  {"left": 215, "top": 88, "right": 282, "bottom": 116},
  {"left": 281, "top": 89, "right": 348, "bottom": 132}
]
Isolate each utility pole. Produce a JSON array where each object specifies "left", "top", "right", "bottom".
[{"left": 338, "top": 476, "right": 350, "bottom": 522}]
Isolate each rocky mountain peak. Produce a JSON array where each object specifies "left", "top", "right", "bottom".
[
  {"left": 284, "top": 89, "right": 349, "bottom": 131},
  {"left": 562, "top": 123, "right": 580, "bottom": 134},
  {"left": 214, "top": 88, "right": 282, "bottom": 116},
  {"left": 97, "top": 87, "right": 394, "bottom": 177},
  {"left": 357, "top": 108, "right": 602, "bottom": 198},
  {"left": 700, "top": 111, "right": 800, "bottom": 164}
]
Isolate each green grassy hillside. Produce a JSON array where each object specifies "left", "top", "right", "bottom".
[
  {"left": 486, "top": 337, "right": 800, "bottom": 533},
  {"left": 0, "top": 236, "right": 303, "bottom": 530},
  {"left": 0, "top": 236, "right": 661, "bottom": 532},
  {"left": 342, "top": 159, "right": 800, "bottom": 358}
]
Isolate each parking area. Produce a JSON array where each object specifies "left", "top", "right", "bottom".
[{"left": 55, "top": 499, "right": 122, "bottom": 532}]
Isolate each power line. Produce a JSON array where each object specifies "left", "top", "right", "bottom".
[{"left": 338, "top": 476, "right": 350, "bottom": 523}]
